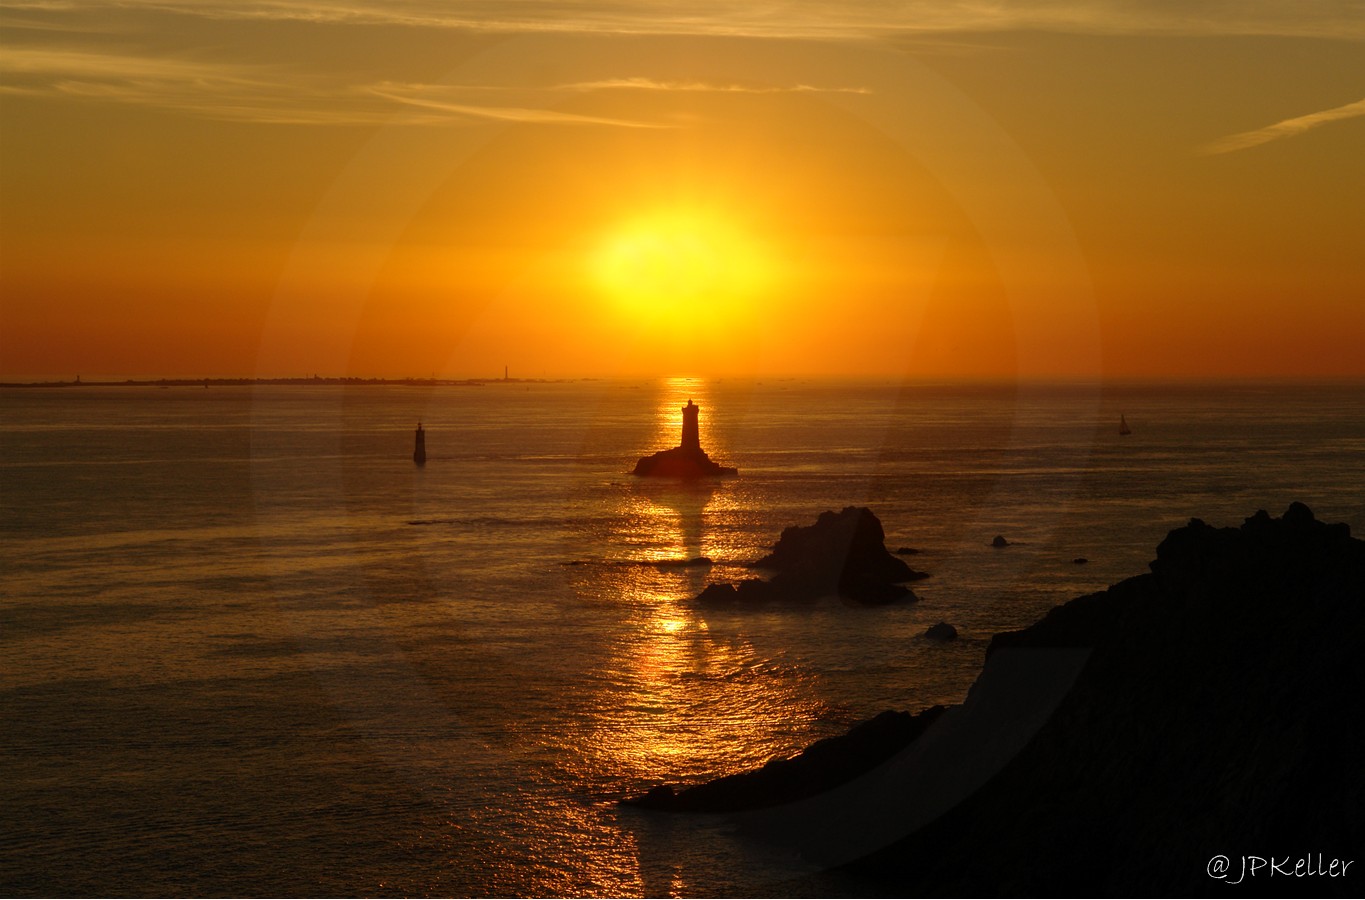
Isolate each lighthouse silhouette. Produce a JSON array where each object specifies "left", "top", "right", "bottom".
[
  {"left": 413, "top": 422, "right": 426, "bottom": 465},
  {"left": 631, "top": 398, "right": 736, "bottom": 478},
  {"left": 680, "top": 399, "right": 701, "bottom": 452}
]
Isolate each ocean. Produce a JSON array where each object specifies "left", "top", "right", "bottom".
[{"left": 3, "top": 378, "right": 1364, "bottom": 896}]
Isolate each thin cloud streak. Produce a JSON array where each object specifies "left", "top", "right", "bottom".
[
  {"left": 368, "top": 84, "right": 673, "bottom": 128},
  {"left": 3, "top": 46, "right": 235, "bottom": 79},
  {"left": 0, "top": 46, "right": 673, "bottom": 126},
  {"left": 559, "top": 77, "right": 871, "bottom": 94},
  {"left": 1202, "top": 98, "right": 1365, "bottom": 154},
  {"left": 0, "top": 46, "right": 386, "bottom": 123}
]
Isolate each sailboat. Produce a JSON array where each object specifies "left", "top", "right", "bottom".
[{"left": 1119, "top": 414, "right": 1132, "bottom": 436}]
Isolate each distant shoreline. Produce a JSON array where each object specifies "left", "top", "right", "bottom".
[
  {"left": 3, "top": 375, "right": 1362, "bottom": 389},
  {"left": 0, "top": 376, "right": 576, "bottom": 389}
]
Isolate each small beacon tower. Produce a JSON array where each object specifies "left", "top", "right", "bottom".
[
  {"left": 681, "top": 399, "right": 701, "bottom": 452},
  {"left": 413, "top": 422, "right": 426, "bottom": 465}
]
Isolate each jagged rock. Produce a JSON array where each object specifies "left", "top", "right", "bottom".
[
  {"left": 924, "top": 622, "right": 958, "bottom": 641},
  {"left": 637, "top": 503, "right": 1365, "bottom": 894},
  {"left": 696, "top": 580, "right": 770, "bottom": 605},
  {"left": 755, "top": 507, "right": 927, "bottom": 584},
  {"left": 696, "top": 507, "right": 927, "bottom": 606}
]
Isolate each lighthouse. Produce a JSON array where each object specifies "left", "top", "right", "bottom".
[
  {"left": 413, "top": 422, "right": 426, "bottom": 465},
  {"left": 632, "top": 399, "right": 737, "bottom": 478},
  {"left": 680, "top": 399, "right": 701, "bottom": 451}
]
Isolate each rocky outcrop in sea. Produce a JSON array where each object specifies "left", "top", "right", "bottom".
[
  {"left": 696, "top": 507, "right": 929, "bottom": 606},
  {"left": 631, "top": 445, "right": 736, "bottom": 478}
]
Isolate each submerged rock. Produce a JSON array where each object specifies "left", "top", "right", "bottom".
[
  {"left": 696, "top": 507, "right": 927, "bottom": 606},
  {"left": 923, "top": 622, "right": 958, "bottom": 641},
  {"left": 990, "top": 534, "right": 1010, "bottom": 548},
  {"left": 655, "top": 556, "right": 712, "bottom": 569}
]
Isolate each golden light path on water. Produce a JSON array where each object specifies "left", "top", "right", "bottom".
[{"left": 557, "top": 377, "right": 827, "bottom": 836}]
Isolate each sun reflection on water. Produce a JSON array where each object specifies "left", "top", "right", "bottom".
[
  {"left": 577, "top": 565, "right": 823, "bottom": 782},
  {"left": 545, "top": 377, "right": 835, "bottom": 893},
  {"left": 569, "top": 380, "right": 827, "bottom": 781}
]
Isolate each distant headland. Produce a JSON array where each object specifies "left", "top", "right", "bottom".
[
  {"left": 632, "top": 399, "right": 737, "bottom": 478},
  {"left": 0, "top": 375, "right": 573, "bottom": 389}
]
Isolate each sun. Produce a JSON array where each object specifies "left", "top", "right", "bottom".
[{"left": 590, "top": 210, "right": 774, "bottom": 323}]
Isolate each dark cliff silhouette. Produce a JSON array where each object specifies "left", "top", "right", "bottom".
[
  {"left": 630, "top": 503, "right": 1365, "bottom": 895},
  {"left": 697, "top": 507, "right": 928, "bottom": 606},
  {"left": 632, "top": 399, "right": 737, "bottom": 478}
]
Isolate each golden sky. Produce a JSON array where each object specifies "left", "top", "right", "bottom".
[{"left": 2, "top": 1, "right": 1362, "bottom": 380}]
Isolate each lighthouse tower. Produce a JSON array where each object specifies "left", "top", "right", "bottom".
[
  {"left": 413, "top": 422, "right": 426, "bottom": 465},
  {"left": 680, "top": 400, "right": 701, "bottom": 452},
  {"left": 631, "top": 397, "right": 736, "bottom": 477}
]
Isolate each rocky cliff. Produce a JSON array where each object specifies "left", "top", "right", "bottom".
[{"left": 631, "top": 503, "right": 1365, "bottom": 895}]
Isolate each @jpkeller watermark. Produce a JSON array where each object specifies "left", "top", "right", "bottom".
[{"left": 1208, "top": 854, "right": 1354, "bottom": 884}]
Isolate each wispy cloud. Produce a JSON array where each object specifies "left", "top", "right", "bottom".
[
  {"left": 1202, "top": 98, "right": 1365, "bottom": 154},
  {"left": 3, "top": 0, "right": 1363, "bottom": 39},
  {"left": 558, "top": 77, "right": 871, "bottom": 94},
  {"left": 0, "top": 46, "right": 672, "bottom": 126},
  {"left": 5, "top": 2, "right": 1361, "bottom": 130},
  {"left": 3, "top": 46, "right": 241, "bottom": 81},
  {"left": 0, "top": 46, "right": 388, "bottom": 123},
  {"left": 368, "top": 82, "right": 671, "bottom": 128}
]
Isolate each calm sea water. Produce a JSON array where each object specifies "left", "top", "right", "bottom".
[{"left": 4, "top": 379, "right": 1364, "bottom": 896}]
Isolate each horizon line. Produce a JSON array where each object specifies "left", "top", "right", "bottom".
[{"left": 5, "top": 374, "right": 1365, "bottom": 389}]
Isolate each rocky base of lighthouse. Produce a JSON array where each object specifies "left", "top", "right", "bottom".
[{"left": 631, "top": 445, "right": 737, "bottom": 478}]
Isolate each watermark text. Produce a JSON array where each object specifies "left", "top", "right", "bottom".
[{"left": 1208, "top": 854, "right": 1353, "bottom": 884}]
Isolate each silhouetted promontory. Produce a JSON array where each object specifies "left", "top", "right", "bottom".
[
  {"left": 632, "top": 503, "right": 1365, "bottom": 894},
  {"left": 697, "top": 507, "right": 928, "bottom": 606},
  {"left": 632, "top": 399, "right": 737, "bottom": 478},
  {"left": 628, "top": 707, "right": 946, "bottom": 813}
]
